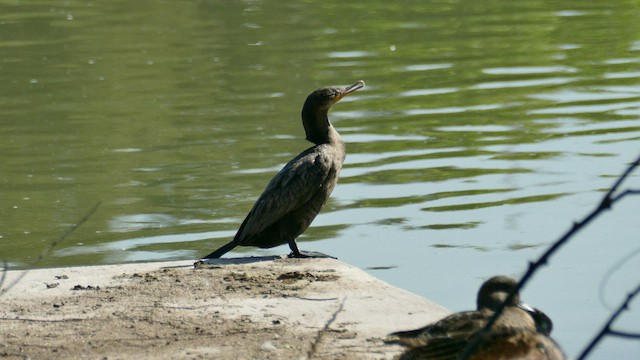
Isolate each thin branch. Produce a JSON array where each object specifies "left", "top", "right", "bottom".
[
  {"left": 577, "top": 282, "right": 640, "bottom": 360},
  {"left": 0, "top": 317, "right": 87, "bottom": 323},
  {"left": 0, "top": 260, "right": 7, "bottom": 290},
  {"left": 608, "top": 330, "right": 640, "bottom": 339},
  {"left": 285, "top": 296, "right": 339, "bottom": 301},
  {"left": 307, "top": 297, "right": 346, "bottom": 359},
  {"left": 611, "top": 189, "right": 640, "bottom": 203},
  {"left": 0, "top": 201, "right": 102, "bottom": 298},
  {"left": 0, "top": 350, "right": 29, "bottom": 360},
  {"left": 460, "top": 154, "right": 640, "bottom": 359},
  {"left": 598, "top": 246, "right": 640, "bottom": 309},
  {"left": 602, "top": 158, "right": 640, "bottom": 204}
]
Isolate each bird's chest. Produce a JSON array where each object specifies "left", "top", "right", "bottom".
[{"left": 316, "top": 153, "right": 343, "bottom": 192}]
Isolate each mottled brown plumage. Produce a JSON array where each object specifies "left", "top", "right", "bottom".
[
  {"left": 203, "top": 81, "right": 365, "bottom": 259},
  {"left": 398, "top": 329, "right": 565, "bottom": 360},
  {"left": 466, "top": 328, "right": 565, "bottom": 360},
  {"left": 388, "top": 276, "right": 565, "bottom": 360}
]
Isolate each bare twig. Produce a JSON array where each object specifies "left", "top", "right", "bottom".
[
  {"left": 307, "top": 297, "right": 346, "bottom": 359},
  {"left": 0, "top": 260, "right": 7, "bottom": 290},
  {"left": 608, "top": 330, "right": 640, "bottom": 339},
  {"left": 599, "top": 247, "right": 640, "bottom": 309},
  {"left": 0, "top": 350, "right": 29, "bottom": 360},
  {"left": 577, "top": 282, "right": 640, "bottom": 359},
  {"left": 0, "top": 317, "right": 87, "bottom": 323},
  {"left": 285, "top": 296, "right": 339, "bottom": 301},
  {"left": 460, "top": 154, "right": 640, "bottom": 358},
  {"left": 0, "top": 201, "right": 102, "bottom": 298}
]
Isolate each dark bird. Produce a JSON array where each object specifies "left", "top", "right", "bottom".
[
  {"left": 203, "top": 80, "right": 365, "bottom": 259},
  {"left": 387, "top": 276, "right": 565, "bottom": 360}
]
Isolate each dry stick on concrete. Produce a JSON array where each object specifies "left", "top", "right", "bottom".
[
  {"left": 0, "top": 317, "right": 87, "bottom": 323},
  {"left": 577, "top": 282, "right": 640, "bottom": 360},
  {"left": 0, "top": 260, "right": 7, "bottom": 293},
  {"left": 0, "top": 201, "right": 102, "bottom": 297},
  {"left": 459, "top": 153, "right": 640, "bottom": 359},
  {"left": 307, "top": 297, "right": 346, "bottom": 359}
]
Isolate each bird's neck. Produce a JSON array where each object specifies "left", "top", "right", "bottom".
[{"left": 302, "top": 109, "right": 342, "bottom": 145}]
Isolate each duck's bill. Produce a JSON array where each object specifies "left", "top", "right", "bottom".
[{"left": 517, "top": 302, "right": 536, "bottom": 313}]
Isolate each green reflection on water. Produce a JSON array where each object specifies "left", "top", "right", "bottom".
[
  {"left": 419, "top": 222, "right": 482, "bottom": 230},
  {"left": 349, "top": 188, "right": 513, "bottom": 208},
  {"left": 421, "top": 193, "right": 567, "bottom": 212},
  {"left": 0, "top": 0, "right": 639, "bottom": 270},
  {"left": 345, "top": 166, "right": 531, "bottom": 184},
  {"left": 2, "top": 3, "right": 640, "bottom": 359}
]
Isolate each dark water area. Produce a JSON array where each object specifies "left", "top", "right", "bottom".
[{"left": 1, "top": 1, "right": 639, "bottom": 358}]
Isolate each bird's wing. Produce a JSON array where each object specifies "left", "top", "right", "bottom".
[
  {"left": 464, "top": 329, "right": 567, "bottom": 360},
  {"left": 234, "top": 147, "right": 335, "bottom": 244},
  {"left": 397, "top": 337, "right": 467, "bottom": 360},
  {"left": 387, "top": 311, "right": 486, "bottom": 347}
]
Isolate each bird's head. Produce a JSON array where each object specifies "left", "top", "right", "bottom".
[
  {"left": 302, "top": 80, "right": 365, "bottom": 144},
  {"left": 477, "top": 275, "right": 522, "bottom": 311},
  {"left": 304, "top": 80, "right": 366, "bottom": 112}
]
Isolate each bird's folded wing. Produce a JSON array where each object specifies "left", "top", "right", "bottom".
[{"left": 234, "top": 149, "right": 333, "bottom": 243}]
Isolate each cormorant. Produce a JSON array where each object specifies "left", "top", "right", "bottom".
[{"left": 203, "top": 80, "right": 365, "bottom": 259}]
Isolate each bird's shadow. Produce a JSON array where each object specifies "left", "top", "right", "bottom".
[{"left": 195, "top": 256, "right": 282, "bottom": 267}]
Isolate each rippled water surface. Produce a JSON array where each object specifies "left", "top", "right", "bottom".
[{"left": 2, "top": 1, "right": 639, "bottom": 358}]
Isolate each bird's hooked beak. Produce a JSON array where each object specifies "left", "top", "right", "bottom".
[{"left": 335, "top": 80, "right": 365, "bottom": 103}]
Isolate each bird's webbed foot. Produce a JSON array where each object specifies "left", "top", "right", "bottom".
[
  {"left": 287, "top": 240, "right": 336, "bottom": 259},
  {"left": 287, "top": 250, "right": 336, "bottom": 259}
]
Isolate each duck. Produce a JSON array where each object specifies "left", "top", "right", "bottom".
[{"left": 387, "top": 276, "right": 565, "bottom": 359}]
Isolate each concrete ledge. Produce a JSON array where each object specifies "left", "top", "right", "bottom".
[{"left": 0, "top": 257, "right": 448, "bottom": 359}]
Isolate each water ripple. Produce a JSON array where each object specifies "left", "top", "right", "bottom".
[
  {"left": 342, "top": 133, "right": 430, "bottom": 143},
  {"left": 326, "top": 51, "right": 377, "bottom": 58},
  {"left": 332, "top": 110, "right": 391, "bottom": 119},
  {"left": 604, "top": 71, "right": 640, "bottom": 79},
  {"left": 528, "top": 100, "right": 640, "bottom": 115},
  {"left": 603, "top": 58, "right": 640, "bottom": 65},
  {"left": 55, "top": 230, "right": 234, "bottom": 257},
  {"left": 472, "top": 77, "right": 581, "bottom": 90},
  {"left": 435, "top": 125, "right": 514, "bottom": 132},
  {"left": 399, "top": 88, "right": 458, "bottom": 97},
  {"left": 346, "top": 148, "right": 464, "bottom": 165},
  {"left": 400, "top": 63, "right": 453, "bottom": 71},
  {"left": 421, "top": 193, "right": 568, "bottom": 212},
  {"left": 554, "top": 10, "right": 589, "bottom": 17},
  {"left": 405, "top": 103, "right": 512, "bottom": 115},
  {"left": 530, "top": 89, "right": 640, "bottom": 103},
  {"left": 482, "top": 66, "right": 579, "bottom": 75}
]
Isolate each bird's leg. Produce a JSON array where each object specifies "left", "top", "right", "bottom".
[
  {"left": 287, "top": 239, "right": 303, "bottom": 257},
  {"left": 287, "top": 239, "right": 336, "bottom": 259}
]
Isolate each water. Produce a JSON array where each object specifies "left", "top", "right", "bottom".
[{"left": 2, "top": 0, "right": 639, "bottom": 358}]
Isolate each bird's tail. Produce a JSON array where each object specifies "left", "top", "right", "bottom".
[
  {"left": 202, "top": 241, "right": 238, "bottom": 259},
  {"left": 384, "top": 328, "right": 428, "bottom": 346}
]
